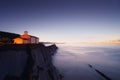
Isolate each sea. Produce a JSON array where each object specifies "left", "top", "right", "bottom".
[{"left": 52, "top": 44, "right": 120, "bottom": 80}]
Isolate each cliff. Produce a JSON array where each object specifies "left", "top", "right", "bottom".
[{"left": 0, "top": 43, "right": 61, "bottom": 80}]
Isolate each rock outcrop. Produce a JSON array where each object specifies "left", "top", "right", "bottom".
[{"left": 0, "top": 43, "right": 61, "bottom": 80}]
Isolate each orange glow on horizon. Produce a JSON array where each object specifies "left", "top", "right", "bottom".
[{"left": 64, "top": 41, "right": 120, "bottom": 44}]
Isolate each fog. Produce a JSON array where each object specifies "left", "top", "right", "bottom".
[{"left": 53, "top": 44, "right": 120, "bottom": 80}]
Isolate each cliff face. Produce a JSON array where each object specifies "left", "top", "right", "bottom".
[{"left": 0, "top": 44, "right": 60, "bottom": 80}]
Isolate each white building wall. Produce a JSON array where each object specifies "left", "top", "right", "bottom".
[
  {"left": 23, "top": 39, "right": 30, "bottom": 44},
  {"left": 36, "top": 38, "right": 39, "bottom": 43},
  {"left": 31, "top": 37, "right": 36, "bottom": 43}
]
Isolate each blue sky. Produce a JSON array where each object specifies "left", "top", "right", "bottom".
[{"left": 0, "top": 0, "right": 120, "bottom": 42}]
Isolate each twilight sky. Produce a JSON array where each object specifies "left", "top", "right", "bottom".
[{"left": 0, "top": 0, "right": 120, "bottom": 42}]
